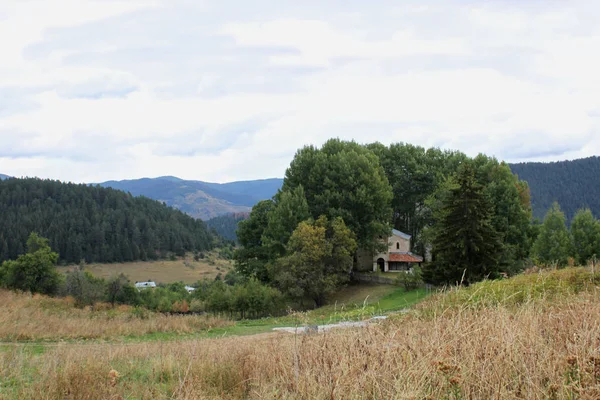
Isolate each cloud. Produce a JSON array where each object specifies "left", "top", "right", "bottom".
[{"left": 0, "top": 0, "right": 599, "bottom": 182}]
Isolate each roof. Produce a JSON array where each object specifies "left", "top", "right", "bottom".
[
  {"left": 388, "top": 252, "right": 423, "bottom": 263},
  {"left": 135, "top": 281, "right": 156, "bottom": 288},
  {"left": 391, "top": 229, "right": 411, "bottom": 240}
]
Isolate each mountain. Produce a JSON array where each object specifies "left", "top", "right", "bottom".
[
  {"left": 98, "top": 177, "right": 283, "bottom": 220},
  {"left": 0, "top": 174, "right": 10, "bottom": 180},
  {"left": 0, "top": 178, "right": 215, "bottom": 264},
  {"left": 509, "top": 156, "right": 600, "bottom": 222}
]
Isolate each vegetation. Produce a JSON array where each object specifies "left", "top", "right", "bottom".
[
  {"left": 0, "top": 233, "right": 61, "bottom": 295},
  {"left": 272, "top": 216, "right": 357, "bottom": 306},
  {"left": 0, "top": 289, "right": 232, "bottom": 341},
  {"left": 0, "top": 178, "right": 215, "bottom": 264},
  {"left": 424, "top": 162, "right": 502, "bottom": 285},
  {"left": 282, "top": 139, "right": 393, "bottom": 249},
  {"left": 235, "top": 139, "right": 533, "bottom": 295},
  {"left": 57, "top": 253, "right": 232, "bottom": 284},
  {"left": 367, "top": 142, "right": 467, "bottom": 255},
  {"left": 1, "top": 268, "right": 599, "bottom": 399},
  {"left": 510, "top": 156, "right": 600, "bottom": 222},
  {"left": 532, "top": 202, "right": 574, "bottom": 267},
  {"left": 205, "top": 212, "right": 249, "bottom": 242},
  {"left": 570, "top": 208, "right": 600, "bottom": 266}
]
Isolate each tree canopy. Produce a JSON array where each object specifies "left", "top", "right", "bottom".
[
  {"left": 570, "top": 208, "right": 600, "bottom": 266},
  {"left": 0, "top": 233, "right": 61, "bottom": 295},
  {"left": 282, "top": 139, "right": 393, "bottom": 250},
  {"left": 271, "top": 216, "right": 357, "bottom": 306},
  {"left": 531, "top": 202, "right": 573, "bottom": 267}
]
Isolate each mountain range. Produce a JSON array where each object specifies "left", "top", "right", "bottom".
[
  {"left": 0, "top": 174, "right": 10, "bottom": 180},
  {"left": 97, "top": 176, "right": 283, "bottom": 220},
  {"left": 3, "top": 155, "right": 599, "bottom": 225}
]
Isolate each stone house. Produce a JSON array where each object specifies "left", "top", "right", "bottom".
[{"left": 356, "top": 229, "right": 423, "bottom": 272}]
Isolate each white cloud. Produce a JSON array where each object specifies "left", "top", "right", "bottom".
[{"left": 0, "top": 0, "right": 599, "bottom": 182}]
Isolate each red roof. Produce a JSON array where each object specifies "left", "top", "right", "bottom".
[{"left": 389, "top": 253, "right": 423, "bottom": 263}]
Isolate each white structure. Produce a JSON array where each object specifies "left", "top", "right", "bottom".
[
  {"left": 135, "top": 281, "right": 157, "bottom": 290},
  {"left": 184, "top": 286, "right": 196, "bottom": 294}
]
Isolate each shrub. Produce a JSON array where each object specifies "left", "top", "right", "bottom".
[{"left": 394, "top": 266, "right": 424, "bottom": 291}]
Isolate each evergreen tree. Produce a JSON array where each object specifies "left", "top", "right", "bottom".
[
  {"left": 531, "top": 202, "right": 573, "bottom": 267},
  {"left": 423, "top": 163, "right": 502, "bottom": 285},
  {"left": 570, "top": 208, "right": 600, "bottom": 266},
  {"left": 234, "top": 200, "right": 275, "bottom": 282}
]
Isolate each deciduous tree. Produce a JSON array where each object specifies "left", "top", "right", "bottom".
[
  {"left": 570, "top": 208, "right": 600, "bottom": 266},
  {"left": 531, "top": 202, "right": 573, "bottom": 267}
]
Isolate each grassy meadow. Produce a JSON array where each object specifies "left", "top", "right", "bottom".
[
  {"left": 56, "top": 253, "right": 233, "bottom": 284},
  {"left": 2, "top": 268, "right": 600, "bottom": 398}
]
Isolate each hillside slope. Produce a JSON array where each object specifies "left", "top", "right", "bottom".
[
  {"left": 99, "top": 177, "right": 282, "bottom": 220},
  {"left": 206, "top": 212, "right": 250, "bottom": 242},
  {"left": 0, "top": 178, "right": 215, "bottom": 264},
  {"left": 509, "top": 156, "right": 600, "bottom": 221}
]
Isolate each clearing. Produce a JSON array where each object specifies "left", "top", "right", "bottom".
[{"left": 56, "top": 253, "right": 233, "bottom": 284}]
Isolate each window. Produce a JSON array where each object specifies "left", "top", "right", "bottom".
[{"left": 396, "top": 242, "right": 399, "bottom": 250}]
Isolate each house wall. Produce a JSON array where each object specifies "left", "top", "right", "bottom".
[{"left": 388, "top": 234, "right": 410, "bottom": 253}]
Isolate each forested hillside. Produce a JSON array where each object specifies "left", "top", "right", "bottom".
[
  {"left": 0, "top": 178, "right": 215, "bottom": 264},
  {"left": 206, "top": 213, "right": 249, "bottom": 242},
  {"left": 509, "top": 156, "right": 600, "bottom": 221}
]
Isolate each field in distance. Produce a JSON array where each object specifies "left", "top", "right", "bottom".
[{"left": 56, "top": 252, "right": 233, "bottom": 284}]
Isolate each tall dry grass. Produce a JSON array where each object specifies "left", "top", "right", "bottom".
[
  {"left": 3, "top": 268, "right": 600, "bottom": 399},
  {"left": 0, "top": 290, "right": 232, "bottom": 341}
]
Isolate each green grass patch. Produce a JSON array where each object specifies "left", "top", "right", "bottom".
[{"left": 422, "top": 267, "right": 600, "bottom": 312}]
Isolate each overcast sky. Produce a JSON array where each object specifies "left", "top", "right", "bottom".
[{"left": 1, "top": 0, "right": 599, "bottom": 183}]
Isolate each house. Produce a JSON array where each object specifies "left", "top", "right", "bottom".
[
  {"left": 135, "top": 281, "right": 157, "bottom": 290},
  {"left": 356, "top": 229, "right": 423, "bottom": 273}
]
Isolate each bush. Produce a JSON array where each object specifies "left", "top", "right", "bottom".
[{"left": 394, "top": 267, "right": 424, "bottom": 291}]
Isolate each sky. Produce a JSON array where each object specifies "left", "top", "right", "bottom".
[{"left": 1, "top": 0, "right": 599, "bottom": 183}]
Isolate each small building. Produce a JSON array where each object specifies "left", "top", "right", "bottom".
[
  {"left": 184, "top": 285, "right": 195, "bottom": 294},
  {"left": 135, "top": 281, "right": 157, "bottom": 290},
  {"left": 356, "top": 229, "right": 423, "bottom": 273}
]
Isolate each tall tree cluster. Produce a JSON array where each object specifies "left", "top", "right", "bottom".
[
  {"left": 0, "top": 178, "right": 215, "bottom": 264},
  {"left": 236, "top": 139, "right": 390, "bottom": 304},
  {"left": 235, "top": 139, "right": 534, "bottom": 296},
  {"left": 531, "top": 204, "right": 600, "bottom": 267}
]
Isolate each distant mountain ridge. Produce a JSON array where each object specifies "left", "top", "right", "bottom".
[
  {"left": 98, "top": 176, "right": 283, "bottom": 220},
  {"left": 97, "top": 156, "right": 600, "bottom": 225},
  {"left": 0, "top": 174, "right": 11, "bottom": 180},
  {"left": 509, "top": 156, "right": 600, "bottom": 222}
]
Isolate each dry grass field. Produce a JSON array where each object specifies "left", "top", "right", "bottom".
[
  {"left": 56, "top": 253, "right": 233, "bottom": 284},
  {"left": 2, "top": 267, "right": 600, "bottom": 399},
  {"left": 0, "top": 290, "right": 233, "bottom": 341}
]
